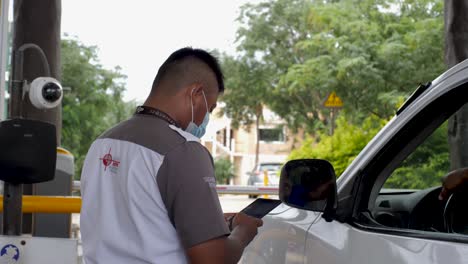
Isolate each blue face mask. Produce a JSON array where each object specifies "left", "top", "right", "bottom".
[{"left": 185, "top": 90, "right": 210, "bottom": 138}]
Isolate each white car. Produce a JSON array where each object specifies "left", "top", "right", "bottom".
[{"left": 241, "top": 59, "right": 468, "bottom": 264}]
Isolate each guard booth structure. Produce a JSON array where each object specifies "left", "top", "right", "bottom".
[{"left": 33, "top": 147, "right": 74, "bottom": 238}]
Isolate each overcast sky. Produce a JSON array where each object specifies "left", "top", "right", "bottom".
[{"left": 61, "top": 0, "right": 253, "bottom": 102}]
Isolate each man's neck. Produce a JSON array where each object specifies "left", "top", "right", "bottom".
[{"left": 143, "top": 98, "right": 185, "bottom": 129}]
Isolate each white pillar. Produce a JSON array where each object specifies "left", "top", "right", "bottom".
[
  {"left": 0, "top": 0, "right": 10, "bottom": 120},
  {"left": 230, "top": 138, "right": 235, "bottom": 163},
  {"left": 212, "top": 139, "right": 217, "bottom": 157}
]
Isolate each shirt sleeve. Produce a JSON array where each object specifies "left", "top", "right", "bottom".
[{"left": 156, "top": 141, "right": 230, "bottom": 249}]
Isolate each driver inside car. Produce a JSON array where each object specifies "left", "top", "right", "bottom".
[{"left": 439, "top": 167, "right": 468, "bottom": 200}]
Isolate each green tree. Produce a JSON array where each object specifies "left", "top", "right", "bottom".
[
  {"left": 236, "top": 0, "right": 445, "bottom": 133},
  {"left": 290, "top": 115, "right": 450, "bottom": 189},
  {"left": 61, "top": 36, "right": 135, "bottom": 179},
  {"left": 289, "top": 115, "right": 387, "bottom": 176},
  {"left": 228, "top": 0, "right": 448, "bottom": 191},
  {"left": 236, "top": 0, "right": 317, "bottom": 132},
  {"left": 385, "top": 123, "right": 449, "bottom": 189},
  {"left": 220, "top": 54, "right": 271, "bottom": 169},
  {"left": 214, "top": 157, "right": 235, "bottom": 184}
]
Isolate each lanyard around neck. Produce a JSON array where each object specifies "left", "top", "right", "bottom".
[{"left": 135, "top": 106, "right": 178, "bottom": 127}]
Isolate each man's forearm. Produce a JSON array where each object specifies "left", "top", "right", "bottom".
[
  {"left": 186, "top": 227, "right": 253, "bottom": 264},
  {"left": 224, "top": 226, "right": 251, "bottom": 264}
]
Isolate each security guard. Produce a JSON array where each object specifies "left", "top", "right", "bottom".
[{"left": 80, "top": 48, "right": 262, "bottom": 264}]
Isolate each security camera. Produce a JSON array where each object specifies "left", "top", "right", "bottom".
[{"left": 28, "top": 77, "right": 63, "bottom": 109}]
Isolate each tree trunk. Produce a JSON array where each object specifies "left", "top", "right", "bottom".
[
  {"left": 10, "top": 0, "right": 62, "bottom": 234},
  {"left": 254, "top": 113, "right": 261, "bottom": 170},
  {"left": 445, "top": 0, "right": 468, "bottom": 169},
  {"left": 253, "top": 105, "right": 263, "bottom": 171}
]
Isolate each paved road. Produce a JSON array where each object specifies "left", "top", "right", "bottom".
[
  {"left": 219, "top": 194, "right": 279, "bottom": 212},
  {"left": 219, "top": 194, "right": 255, "bottom": 212}
]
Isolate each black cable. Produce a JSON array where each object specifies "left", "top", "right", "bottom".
[{"left": 17, "top": 43, "right": 51, "bottom": 77}]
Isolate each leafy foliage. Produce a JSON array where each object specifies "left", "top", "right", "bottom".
[
  {"left": 385, "top": 123, "right": 449, "bottom": 189},
  {"left": 220, "top": 55, "right": 271, "bottom": 128},
  {"left": 219, "top": 54, "right": 275, "bottom": 169},
  {"left": 289, "top": 117, "right": 449, "bottom": 190},
  {"left": 289, "top": 115, "right": 387, "bottom": 176},
  {"left": 236, "top": 0, "right": 445, "bottom": 132},
  {"left": 231, "top": 0, "right": 447, "bottom": 189},
  {"left": 61, "top": 36, "right": 136, "bottom": 179},
  {"left": 214, "top": 157, "right": 235, "bottom": 184}
]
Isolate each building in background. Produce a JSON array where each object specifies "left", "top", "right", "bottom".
[{"left": 202, "top": 106, "right": 303, "bottom": 185}]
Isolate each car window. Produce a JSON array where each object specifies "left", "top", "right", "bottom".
[
  {"left": 382, "top": 121, "right": 449, "bottom": 191},
  {"left": 373, "top": 101, "right": 468, "bottom": 235}
]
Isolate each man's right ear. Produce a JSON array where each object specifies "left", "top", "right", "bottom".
[{"left": 191, "top": 82, "right": 206, "bottom": 93}]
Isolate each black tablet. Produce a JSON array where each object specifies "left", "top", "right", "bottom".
[{"left": 241, "top": 198, "right": 282, "bottom": 219}]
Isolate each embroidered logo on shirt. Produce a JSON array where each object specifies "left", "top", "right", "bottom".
[
  {"left": 99, "top": 148, "right": 120, "bottom": 171},
  {"left": 203, "top": 177, "right": 216, "bottom": 188}
]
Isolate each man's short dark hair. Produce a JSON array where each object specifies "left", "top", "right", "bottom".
[{"left": 152, "top": 47, "right": 225, "bottom": 93}]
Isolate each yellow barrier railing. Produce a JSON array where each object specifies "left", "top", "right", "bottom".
[{"left": 0, "top": 196, "right": 81, "bottom": 213}]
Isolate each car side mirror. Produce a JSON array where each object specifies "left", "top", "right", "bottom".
[{"left": 279, "top": 159, "right": 337, "bottom": 221}]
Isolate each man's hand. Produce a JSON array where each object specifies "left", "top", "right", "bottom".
[
  {"left": 439, "top": 168, "right": 468, "bottom": 201},
  {"left": 230, "top": 212, "right": 263, "bottom": 247},
  {"left": 187, "top": 212, "right": 263, "bottom": 264},
  {"left": 224, "top": 212, "right": 236, "bottom": 220},
  {"left": 224, "top": 213, "right": 236, "bottom": 231}
]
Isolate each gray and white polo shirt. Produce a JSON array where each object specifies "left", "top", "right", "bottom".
[{"left": 80, "top": 114, "right": 230, "bottom": 264}]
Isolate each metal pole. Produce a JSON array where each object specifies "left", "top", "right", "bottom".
[
  {"left": 0, "top": 195, "right": 82, "bottom": 214},
  {"left": 10, "top": 0, "right": 62, "bottom": 235},
  {"left": 9, "top": 49, "right": 24, "bottom": 118},
  {"left": 3, "top": 183, "right": 23, "bottom": 235},
  {"left": 11, "top": 0, "right": 62, "bottom": 144},
  {"left": 2, "top": 7, "right": 26, "bottom": 235},
  {"left": 2, "top": 0, "right": 25, "bottom": 235},
  {"left": 330, "top": 108, "right": 335, "bottom": 136}
]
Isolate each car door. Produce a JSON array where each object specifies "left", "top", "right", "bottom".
[{"left": 240, "top": 204, "right": 313, "bottom": 264}]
